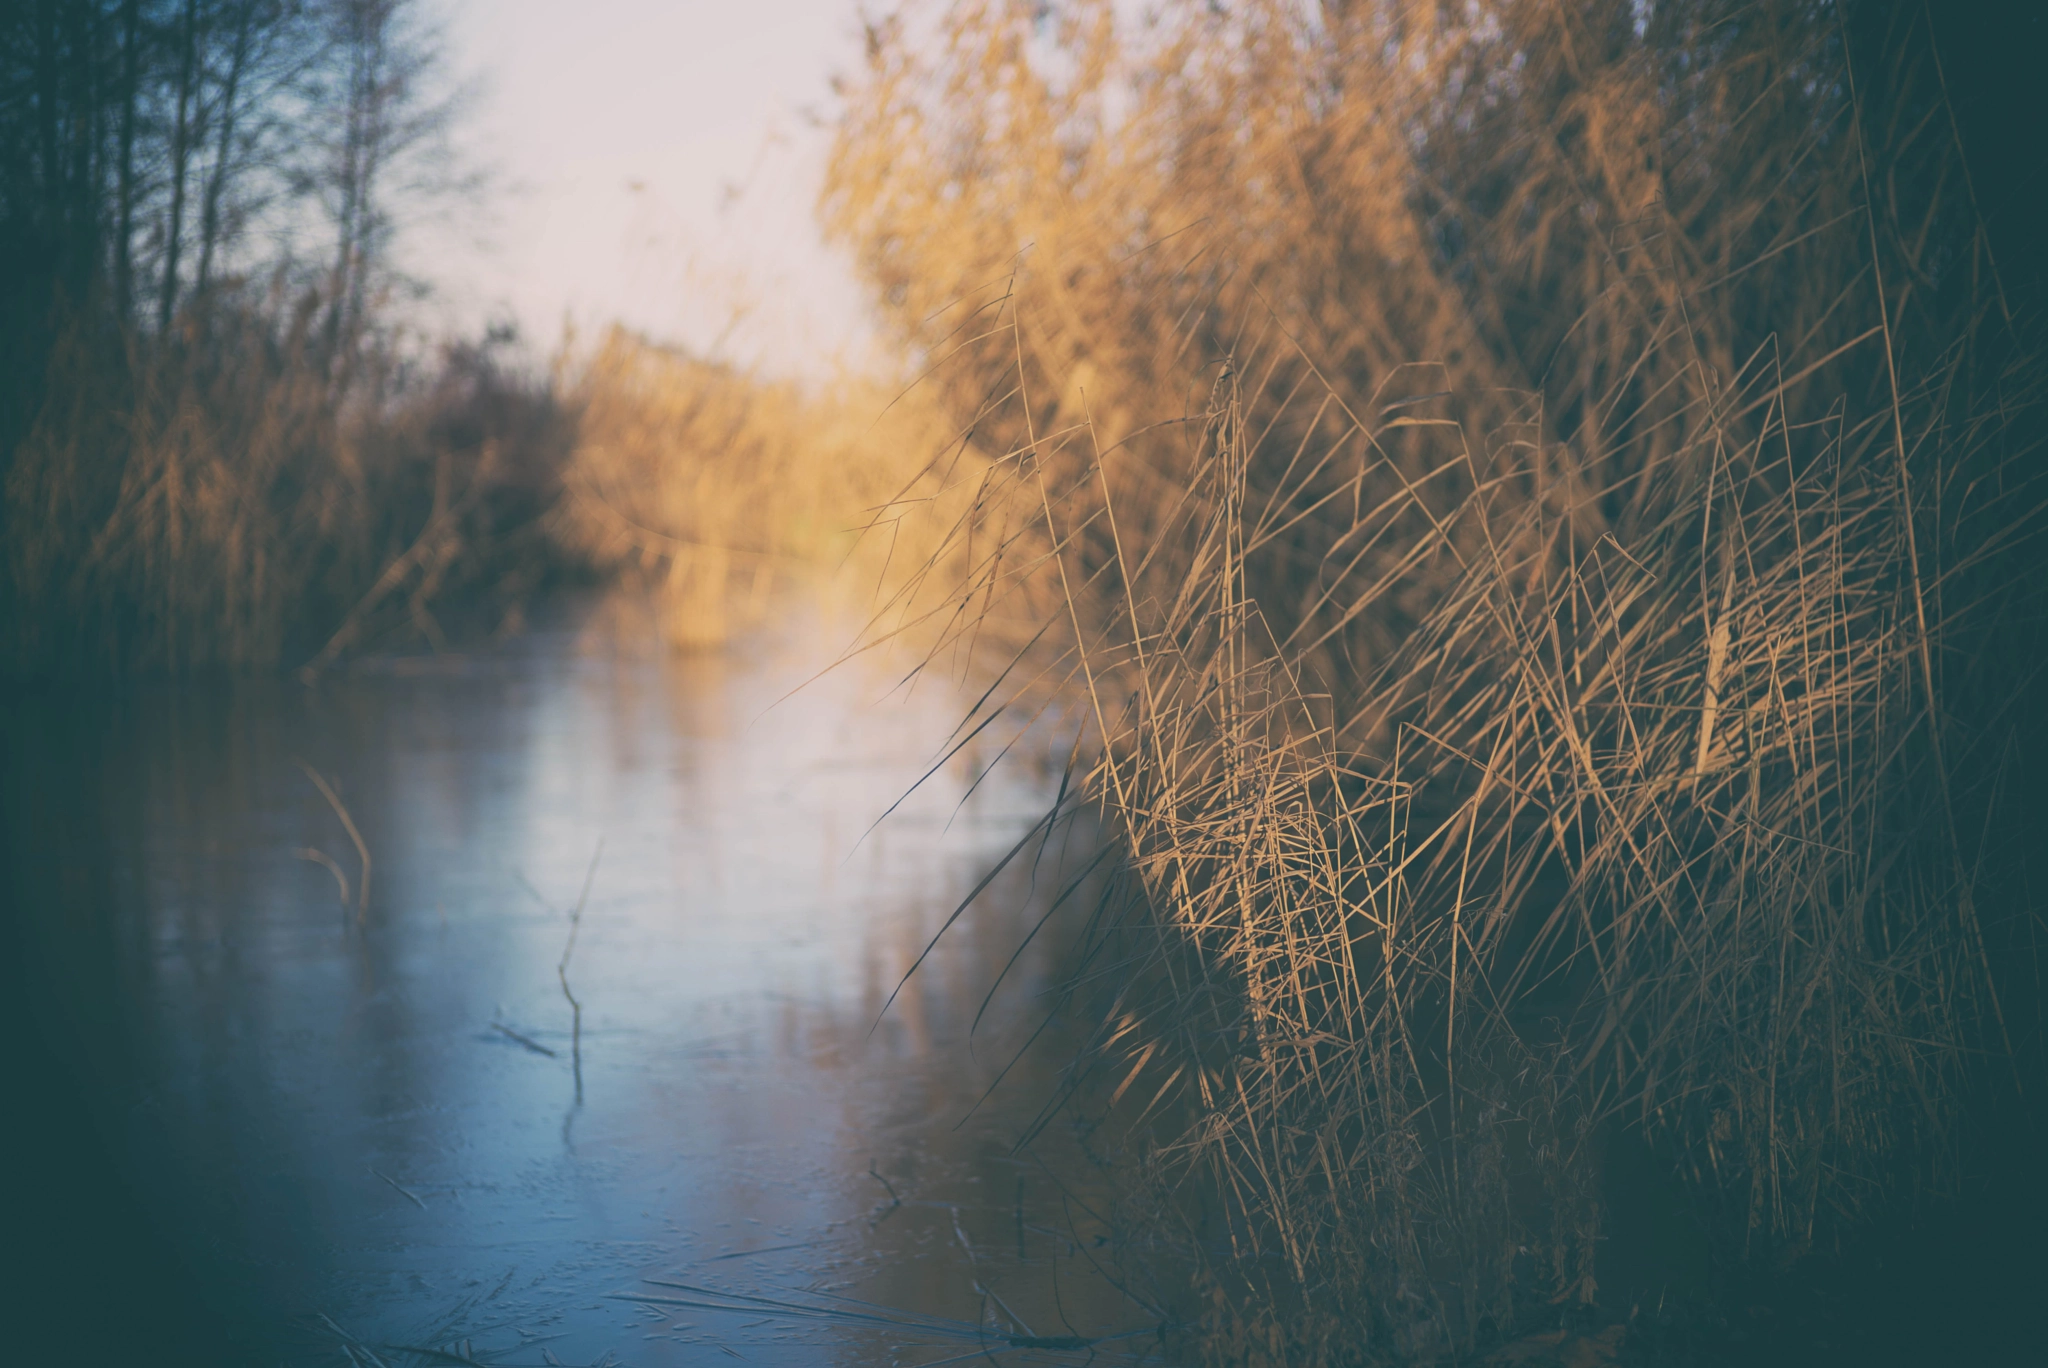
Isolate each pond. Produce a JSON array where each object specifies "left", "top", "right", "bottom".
[{"left": 3, "top": 594, "right": 1168, "bottom": 1366}]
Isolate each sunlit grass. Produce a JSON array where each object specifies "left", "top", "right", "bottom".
[
  {"left": 823, "top": 1, "right": 2048, "bottom": 1359},
  {"left": 554, "top": 325, "right": 1005, "bottom": 652}
]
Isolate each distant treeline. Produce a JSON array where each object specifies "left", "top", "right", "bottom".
[{"left": 0, "top": 0, "right": 576, "bottom": 675}]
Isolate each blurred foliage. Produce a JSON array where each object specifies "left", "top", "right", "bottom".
[
  {"left": 556, "top": 326, "right": 997, "bottom": 651},
  {"left": 0, "top": 0, "right": 554, "bottom": 675}
]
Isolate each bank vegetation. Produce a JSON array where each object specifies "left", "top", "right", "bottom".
[
  {"left": 822, "top": 0, "right": 2048, "bottom": 1360},
  {"left": 8, "top": 3, "right": 2044, "bottom": 1357}
]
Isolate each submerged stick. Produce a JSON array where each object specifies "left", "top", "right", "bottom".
[
  {"left": 297, "top": 443, "right": 498, "bottom": 681},
  {"left": 318, "top": 1314, "right": 394, "bottom": 1368},
  {"left": 295, "top": 846, "right": 350, "bottom": 908},
  {"left": 296, "top": 760, "right": 370, "bottom": 925},
  {"left": 868, "top": 1161, "right": 903, "bottom": 1224},
  {"left": 559, "top": 840, "right": 604, "bottom": 1099},
  {"left": 490, "top": 1021, "right": 557, "bottom": 1057},
  {"left": 369, "top": 1167, "right": 427, "bottom": 1210}
]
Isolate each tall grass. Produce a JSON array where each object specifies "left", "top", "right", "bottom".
[
  {"left": 826, "top": 0, "right": 2048, "bottom": 1357},
  {"left": 1, "top": 291, "right": 574, "bottom": 676},
  {"left": 2, "top": 294, "right": 988, "bottom": 676},
  {"left": 554, "top": 326, "right": 995, "bottom": 650}
]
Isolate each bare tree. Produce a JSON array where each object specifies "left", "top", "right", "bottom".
[
  {"left": 113, "top": 0, "right": 142, "bottom": 320},
  {"left": 157, "top": 0, "right": 197, "bottom": 329},
  {"left": 191, "top": 0, "right": 252, "bottom": 298},
  {"left": 310, "top": 0, "right": 474, "bottom": 381}
]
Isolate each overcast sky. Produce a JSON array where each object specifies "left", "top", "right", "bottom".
[{"left": 421, "top": 0, "right": 878, "bottom": 378}]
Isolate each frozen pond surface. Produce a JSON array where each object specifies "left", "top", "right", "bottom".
[{"left": 7, "top": 595, "right": 1165, "bottom": 1365}]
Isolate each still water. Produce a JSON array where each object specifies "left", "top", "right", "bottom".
[{"left": 4, "top": 595, "right": 1163, "bottom": 1366}]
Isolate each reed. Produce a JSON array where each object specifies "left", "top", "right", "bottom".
[
  {"left": 826, "top": 1, "right": 2048, "bottom": 1358},
  {"left": 1, "top": 291, "right": 576, "bottom": 677},
  {"left": 553, "top": 326, "right": 996, "bottom": 651}
]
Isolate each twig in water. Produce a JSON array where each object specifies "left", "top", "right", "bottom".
[
  {"left": 700, "top": 1241, "right": 816, "bottom": 1263},
  {"left": 951, "top": 1204, "right": 978, "bottom": 1267},
  {"left": 295, "top": 846, "right": 350, "bottom": 908},
  {"left": 370, "top": 1166, "right": 427, "bottom": 1210},
  {"left": 491, "top": 1021, "right": 557, "bottom": 1057},
  {"left": 319, "top": 1313, "right": 395, "bottom": 1368},
  {"left": 296, "top": 760, "right": 371, "bottom": 925},
  {"left": 559, "top": 840, "right": 604, "bottom": 1099},
  {"left": 977, "top": 1280, "right": 1038, "bottom": 1342},
  {"left": 868, "top": 1161, "right": 903, "bottom": 1224},
  {"left": 617, "top": 1281, "right": 1137, "bottom": 1357},
  {"left": 375, "top": 1344, "right": 496, "bottom": 1367}
]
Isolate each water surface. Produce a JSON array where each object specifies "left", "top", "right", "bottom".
[{"left": 4, "top": 595, "right": 1159, "bottom": 1365}]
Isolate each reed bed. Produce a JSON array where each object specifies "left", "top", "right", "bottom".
[
  {"left": 2, "top": 294, "right": 573, "bottom": 677},
  {"left": 825, "top": 0, "right": 2048, "bottom": 1359},
  {"left": 554, "top": 326, "right": 1000, "bottom": 651}
]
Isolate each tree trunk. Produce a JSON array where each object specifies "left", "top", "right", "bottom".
[
  {"left": 62, "top": 0, "right": 99, "bottom": 301},
  {"left": 35, "top": 0, "right": 63, "bottom": 251},
  {"left": 197, "top": 0, "right": 254, "bottom": 301},
  {"left": 326, "top": 1, "right": 392, "bottom": 389},
  {"left": 114, "top": 0, "right": 141, "bottom": 323},
  {"left": 159, "top": 0, "right": 201, "bottom": 333}
]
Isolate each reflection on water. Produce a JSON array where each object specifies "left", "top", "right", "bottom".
[{"left": 4, "top": 594, "right": 1159, "bottom": 1365}]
